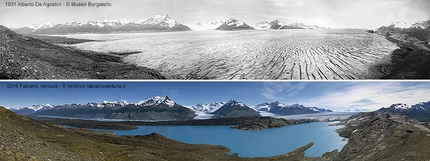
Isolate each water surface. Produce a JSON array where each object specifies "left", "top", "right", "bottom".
[{"left": 96, "top": 122, "right": 347, "bottom": 157}]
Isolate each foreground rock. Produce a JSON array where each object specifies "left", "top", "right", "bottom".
[{"left": 332, "top": 111, "right": 430, "bottom": 160}]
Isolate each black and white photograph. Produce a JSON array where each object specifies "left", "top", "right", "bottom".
[{"left": 1, "top": 0, "right": 429, "bottom": 79}]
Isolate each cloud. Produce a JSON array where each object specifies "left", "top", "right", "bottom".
[
  {"left": 260, "top": 82, "right": 307, "bottom": 100},
  {"left": 299, "top": 82, "right": 430, "bottom": 111},
  {"left": 286, "top": 83, "right": 306, "bottom": 97}
]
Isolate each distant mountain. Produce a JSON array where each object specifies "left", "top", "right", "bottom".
[
  {"left": 10, "top": 104, "right": 54, "bottom": 115},
  {"left": 254, "top": 21, "right": 269, "bottom": 29},
  {"left": 19, "top": 96, "right": 195, "bottom": 120},
  {"left": 190, "top": 21, "right": 224, "bottom": 30},
  {"left": 191, "top": 101, "right": 226, "bottom": 113},
  {"left": 13, "top": 97, "right": 336, "bottom": 120},
  {"left": 280, "top": 22, "right": 327, "bottom": 30},
  {"left": 33, "top": 101, "right": 126, "bottom": 118},
  {"left": 254, "top": 19, "right": 326, "bottom": 30},
  {"left": 377, "top": 20, "right": 430, "bottom": 41},
  {"left": 376, "top": 101, "right": 430, "bottom": 122},
  {"left": 374, "top": 20, "right": 430, "bottom": 79},
  {"left": 211, "top": 99, "right": 260, "bottom": 118},
  {"left": 254, "top": 101, "right": 332, "bottom": 115},
  {"left": 14, "top": 14, "right": 191, "bottom": 35},
  {"left": 215, "top": 18, "right": 254, "bottom": 31},
  {"left": 104, "top": 96, "right": 196, "bottom": 121}
]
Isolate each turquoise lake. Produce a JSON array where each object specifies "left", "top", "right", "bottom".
[{"left": 96, "top": 122, "right": 347, "bottom": 157}]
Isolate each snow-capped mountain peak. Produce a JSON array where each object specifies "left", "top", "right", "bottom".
[
  {"left": 389, "top": 103, "right": 411, "bottom": 109},
  {"left": 137, "top": 14, "right": 177, "bottom": 28},
  {"left": 192, "top": 101, "right": 226, "bottom": 112},
  {"left": 190, "top": 20, "right": 224, "bottom": 30},
  {"left": 411, "top": 20, "right": 430, "bottom": 29},
  {"left": 27, "top": 22, "right": 55, "bottom": 30},
  {"left": 26, "top": 104, "right": 54, "bottom": 111},
  {"left": 136, "top": 95, "right": 176, "bottom": 107},
  {"left": 225, "top": 99, "right": 246, "bottom": 107},
  {"left": 224, "top": 18, "right": 246, "bottom": 27},
  {"left": 390, "top": 21, "right": 411, "bottom": 29}
]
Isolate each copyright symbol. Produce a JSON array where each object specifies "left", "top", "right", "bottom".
[
  {"left": 66, "top": 2, "right": 70, "bottom": 6},
  {"left": 62, "top": 84, "right": 66, "bottom": 88}
]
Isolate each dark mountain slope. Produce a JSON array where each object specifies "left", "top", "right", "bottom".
[
  {"left": 33, "top": 103, "right": 123, "bottom": 118},
  {"left": 372, "top": 20, "right": 430, "bottom": 79},
  {"left": 105, "top": 96, "right": 196, "bottom": 120},
  {"left": 332, "top": 112, "right": 430, "bottom": 161},
  {"left": 215, "top": 18, "right": 254, "bottom": 31},
  {"left": 211, "top": 100, "right": 260, "bottom": 118},
  {"left": 105, "top": 103, "right": 196, "bottom": 120},
  {"left": 0, "top": 25, "right": 165, "bottom": 79},
  {"left": 376, "top": 101, "right": 430, "bottom": 122}
]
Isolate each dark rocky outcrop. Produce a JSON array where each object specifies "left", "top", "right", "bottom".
[
  {"left": 105, "top": 104, "right": 196, "bottom": 121},
  {"left": 372, "top": 21, "right": 430, "bottom": 79},
  {"left": 376, "top": 101, "right": 430, "bottom": 122},
  {"left": 332, "top": 111, "right": 430, "bottom": 160},
  {"left": 231, "top": 118, "right": 320, "bottom": 130}
]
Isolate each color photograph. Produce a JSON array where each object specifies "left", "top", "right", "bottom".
[{"left": 1, "top": 81, "right": 430, "bottom": 160}]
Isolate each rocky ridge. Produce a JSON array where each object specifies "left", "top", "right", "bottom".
[
  {"left": 376, "top": 101, "right": 430, "bottom": 122},
  {"left": 231, "top": 118, "right": 320, "bottom": 130},
  {"left": 371, "top": 20, "right": 430, "bottom": 79},
  {"left": 104, "top": 96, "right": 196, "bottom": 121},
  {"left": 331, "top": 111, "right": 430, "bottom": 160}
]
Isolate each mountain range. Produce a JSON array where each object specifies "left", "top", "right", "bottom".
[
  {"left": 376, "top": 101, "right": 430, "bottom": 122},
  {"left": 215, "top": 18, "right": 254, "bottom": 30},
  {"left": 13, "top": 14, "right": 191, "bottom": 34},
  {"left": 254, "top": 19, "right": 327, "bottom": 30},
  {"left": 12, "top": 15, "right": 329, "bottom": 34},
  {"left": 10, "top": 96, "right": 333, "bottom": 120},
  {"left": 254, "top": 101, "right": 332, "bottom": 115},
  {"left": 189, "top": 21, "right": 225, "bottom": 30},
  {"left": 377, "top": 20, "right": 430, "bottom": 42}
]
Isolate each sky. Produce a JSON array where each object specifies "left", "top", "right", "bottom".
[
  {"left": 1, "top": 81, "right": 429, "bottom": 111},
  {"left": 1, "top": 0, "right": 429, "bottom": 29}
]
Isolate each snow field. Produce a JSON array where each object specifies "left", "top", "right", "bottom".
[{"left": 68, "top": 29, "right": 398, "bottom": 79}]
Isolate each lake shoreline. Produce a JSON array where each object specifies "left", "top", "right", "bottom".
[{"left": 31, "top": 115, "right": 326, "bottom": 130}]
